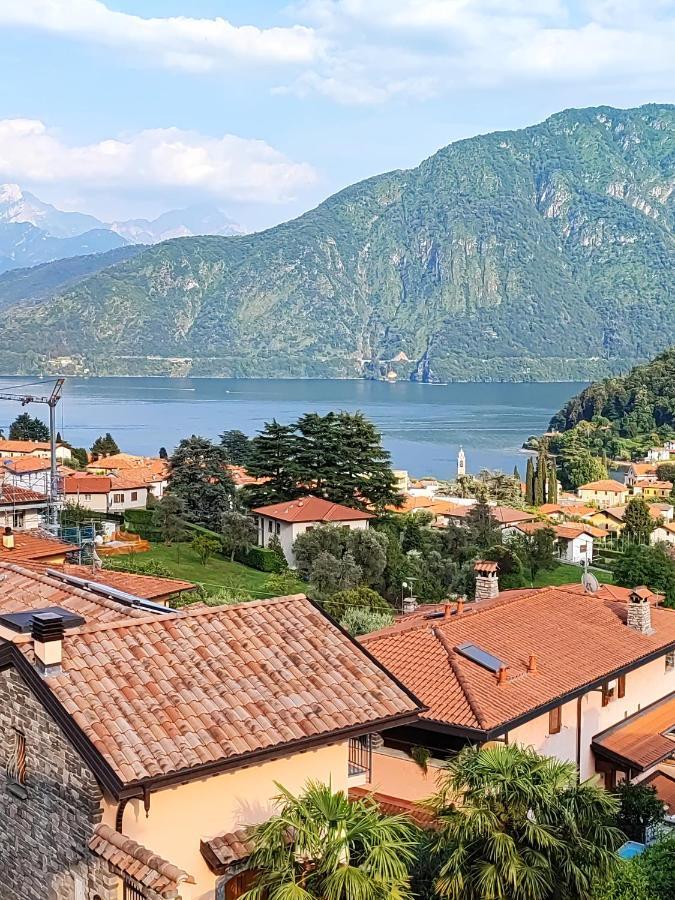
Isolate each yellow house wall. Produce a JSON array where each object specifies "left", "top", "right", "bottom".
[
  {"left": 367, "top": 748, "right": 443, "bottom": 802},
  {"left": 103, "top": 742, "right": 351, "bottom": 900},
  {"left": 508, "top": 654, "right": 675, "bottom": 781}
]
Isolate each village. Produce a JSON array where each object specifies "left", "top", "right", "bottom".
[{"left": 0, "top": 404, "right": 675, "bottom": 900}]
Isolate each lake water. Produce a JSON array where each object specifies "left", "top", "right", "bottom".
[{"left": 0, "top": 377, "right": 585, "bottom": 480}]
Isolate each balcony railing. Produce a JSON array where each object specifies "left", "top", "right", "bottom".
[{"left": 348, "top": 735, "right": 372, "bottom": 779}]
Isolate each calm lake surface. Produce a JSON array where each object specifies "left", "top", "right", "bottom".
[{"left": 0, "top": 378, "right": 586, "bottom": 480}]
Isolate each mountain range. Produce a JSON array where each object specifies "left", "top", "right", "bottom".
[
  {"left": 0, "top": 104, "right": 673, "bottom": 380},
  {"left": 0, "top": 184, "right": 245, "bottom": 273}
]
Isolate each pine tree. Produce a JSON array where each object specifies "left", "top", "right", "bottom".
[
  {"left": 168, "top": 436, "right": 235, "bottom": 530},
  {"left": 525, "top": 457, "right": 535, "bottom": 505},
  {"left": 91, "top": 432, "right": 120, "bottom": 459},
  {"left": 9, "top": 413, "right": 49, "bottom": 442},
  {"left": 245, "top": 419, "right": 301, "bottom": 505}
]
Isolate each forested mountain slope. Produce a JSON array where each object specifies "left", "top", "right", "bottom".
[{"left": 0, "top": 104, "right": 673, "bottom": 380}]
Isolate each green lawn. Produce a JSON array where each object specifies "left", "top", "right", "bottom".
[
  {"left": 531, "top": 563, "right": 614, "bottom": 588},
  {"left": 111, "top": 542, "right": 306, "bottom": 598}
]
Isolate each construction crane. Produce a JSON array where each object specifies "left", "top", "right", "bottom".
[{"left": 0, "top": 378, "right": 65, "bottom": 526}]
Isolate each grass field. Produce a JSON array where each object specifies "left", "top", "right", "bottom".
[
  {"left": 531, "top": 563, "right": 614, "bottom": 588},
  {"left": 112, "top": 542, "right": 305, "bottom": 598}
]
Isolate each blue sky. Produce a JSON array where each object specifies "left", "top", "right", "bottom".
[{"left": 0, "top": 1, "right": 673, "bottom": 229}]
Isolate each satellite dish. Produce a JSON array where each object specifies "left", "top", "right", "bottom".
[{"left": 582, "top": 572, "right": 600, "bottom": 594}]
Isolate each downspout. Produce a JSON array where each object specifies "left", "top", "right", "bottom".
[{"left": 576, "top": 695, "right": 583, "bottom": 780}]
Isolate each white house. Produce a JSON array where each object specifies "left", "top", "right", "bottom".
[
  {"left": 252, "top": 495, "right": 372, "bottom": 567},
  {"left": 646, "top": 447, "right": 672, "bottom": 463},
  {"left": 625, "top": 463, "right": 659, "bottom": 487},
  {"left": 506, "top": 520, "right": 602, "bottom": 564},
  {"left": 0, "top": 439, "right": 72, "bottom": 461},
  {"left": 651, "top": 522, "right": 675, "bottom": 546},
  {"left": 63, "top": 475, "right": 148, "bottom": 514},
  {"left": 2, "top": 457, "right": 60, "bottom": 495},
  {"left": 0, "top": 484, "right": 49, "bottom": 530}
]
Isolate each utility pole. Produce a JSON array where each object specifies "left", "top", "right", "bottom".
[{"left": 0, "top": 378, "right": 65, "bottom": 527}]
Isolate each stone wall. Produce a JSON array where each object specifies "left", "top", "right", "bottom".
[{"left": 0, "top": 666, "right": 119, "bottom": 900}]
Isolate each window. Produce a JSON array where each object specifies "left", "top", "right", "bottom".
[
  {"left": 6, "top": 729, "right": 27, "bottom": 797},
  {"left": 275, "top": 521, "right": 281, "bottom": 534},
  {"left": 131, "top": 491, "right": 138, "bottom": 501},
  {"left": 602, "top": 682, "right": 616, "bottom": 707},
  {"left": 549, "top": 706, "right": 562, "bottom": 734},
  {"left": 617, "top": 674, "right": 626, "bottom": 698},
  {"left": 12, "top": 511, "right": 24, "bottom": 528},
  {"left": 666, "top": 651, "right": 675, "bottom": 673},
  {"left": 579, "top": 543, "right": 588, "bottom": 553},
  {"left": 112, "top": 493, "right": 124, "bottom": 504},
  {"left": 84, "top": 493, "right": 91, "bottom": 501}
]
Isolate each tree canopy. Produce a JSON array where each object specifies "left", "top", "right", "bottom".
[
  {"left": 614, "top": 544, "right": 675, "bottom": 606},
  {"left": 90, "top": 432, "right": 120, "bottom": 459},
  {"left": 220, "top": 429, "right": 252, "bottom": 465},
  {"left": 9, "top": 413, "right": 49, "bottom": 442},
  {"left": 167, "top": 435, "right": 234, "bottom": 531}
]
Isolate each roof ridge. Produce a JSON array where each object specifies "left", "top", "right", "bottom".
[{"left": 432, "top": 627, "right": 488, "bottom": 729}]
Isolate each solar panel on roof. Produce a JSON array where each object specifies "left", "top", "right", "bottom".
[
  {"left": 456, "top": 641, "right": 506, "bottom": 673},
  {"left": 424, "top": 611, "right": 445, "bottom": 620},
  {"left": 0, "top": 606, "right": 85, "bottom": 634}
]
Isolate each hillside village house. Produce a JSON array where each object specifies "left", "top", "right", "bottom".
[
  {"left": 651, "top": 521, "right": 675, "bottom": 546},
  {"left": 64, "top": 475, "right": 149, "bottom": 513},
  {"left": 0, "top": 438, "right": 72, "bottom": 461},
  {"left": 1, "top": 456, "right": 60, "bottom": 495},
  {"left": 507, "top": 520, "right": 604, "bottom": 564},
  {"left": 0, "top": 483, "right": 49, "bottom": 530},
  {"left": 86, "top": 453, "right": 169, "bottom": 499},
  {"left": 631, "top": 479, "right": 673, "bottom": 500},
  {"left": 359, "top": 564, "right": 675, "bottom": 808},
  {"left": 577, "top": 479, "right": 628, "bottom": 506},
  {"left": 0, "top": 529, "right": 75, "bottom": 566},
  {"left": 252, "top": 495, "right": 373, "bottom": 567},
  {"left": 585, "top": 504, "right": 674, "bottom": 536},
  {"left": 646, "top": 447, "right": 673, "bottom": 463},
  {"left": 625, "top": 462, "right": 659, "bottom": 487},
  {"left": 0, "top": 564, "right": 420, "bottom": 900}
]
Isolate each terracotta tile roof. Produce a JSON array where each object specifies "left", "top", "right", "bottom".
[
  {"left": 253, "top": 495, "right": 373, "bottom": 523},
  {"left": 592, "top": 692, "right": 675, "bottom": 771},
  {"left": 226, "top": 464, "right": 268, "bottom": 487},
  {"left": 565, "top": 506, "right": 597, "bottom": 518},
  {"left": 584, "top": 584, "right": 665, "bottom": 607},
  {"left": 475, "top": 560, "right": 499, "bottom": 573},
  {"left": 0, "top": 562, "right": 150, "bottom": 625},
  {"left": 200, "top": 828, "right": 255, "bottom": 875},
  {"left": 55, "top": 564, "right": 196, "bottom": 601},
  {"left": 108, "top": 475, "right": 149, "bottom": 491},
  {"left": 64, "top": 475, "right": 112, "bottom": 494},
  {"left": 491, "top": 506, "right": 536, "bottom": 525},
  {"left": 0, "top": 484, "right": 48, "bottom": 504},
  {"left": 635, "top": 480, "right": 673, "bottom": 490},
  {"left": 387, "top": 495, "right": 436, "bottom": 513},
  {"left": 555, "top": 523, "right": 606, "bottom": 540},
  {"left": 539, "top": 503, "right": 562, "bottom": 515},
  {"left": 630, "top": 463, "right": 658, "bottom": 475},
  {"left": 601, "top": 506, "right": 627, "bottom": 521},
  {"left": 17, "top": 595, "right": 420, "bottom": 785},
  {"left": 0, "top": 439, "right": 52, "bottom": 453},
  {"left": 2, "top": 457, "right": 53, "bottom": 473},
  {"left": 348, "top": 786, "right": 437, "bottom": 828},
  {"left": 89, "top": 824, "right": 195, "bottom": 898},
  {"left": 0, "top": 531, "right": 76, "bottom": 562},
  {"left": 578, "top": 480, "right": 627, "bottom": 492},
  {"left": 362, "top": 584, "right": 675, "bottom": 736},
  {"left": 641, "top": 769, "right": 675, "bottom": 815},
  {"left": 87, "top": 453, "right": 165, "bottom": 472}
]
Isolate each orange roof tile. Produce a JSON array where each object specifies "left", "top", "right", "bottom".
[
  {"left": 348, "top": 787, "right": 437, "bottom": 829},
  {"left": 0, "top": 439, "right": 53, "bottom": 453},
  {"left": 0, "top": 562, "right": 150, "bottom": 624},
  {"left": 555, "top": 523, "right": 607, "bottom": 540},
  {"left": 0, "top": 531, "right": 75, "bottom": 562},
  {"left": 253, "top": 495, "right": 372, "bottom": 523},
  {"left": 630, "top": 463, "right": 658, "bottom": 475},
  {"left": 0, "top": 484, "right": 48, "bottom": 504},
  {"left": 90, "top": 825, "right": 195, "bottom": 898},
  {"left": 200, "top": 828, "right": 255, "bottom": 875},
  {"left": 64, "top": 476, "right": 112, "bottom": 494},
  {"left": 578, "top": 480, "right": 627, "bottom": 492},
  {"left": 538, "top": 503, "right": 562, "bottom": 515},
  {"left": 15, "top": 595, "right": 420, "bottom": 785},
  {"left": 362, "top": 584, "right": 675, "bottom": 736},
  {"left": 635, "top": 480, "right": 673, "bottom": 490},
  {"left": 491, "top": 506, "right": 536, "bottom": 525},
  {"left": 2, "top": 456, "right": 53, "bottom": 473},
  {"left": 87, "top": 453, "right": 165, "bottom": 471},
  {"left": 592, "top": 692, "right": 675, "bottom": 771},
  {"left": 641, "top": 769, "right": 675, "bottom": 815},
  {"left": 56, "top": 564, "right": 196, "bottom": 601}
]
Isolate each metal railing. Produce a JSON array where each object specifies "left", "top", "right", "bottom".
[{"left": 348, "top": 735, "right": 372, "bottom": 779}]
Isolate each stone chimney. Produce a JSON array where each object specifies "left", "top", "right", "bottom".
[
  {"left": 627, "top": 586, "right": 653, "bottom": 635},
  {"left": 2, "top": 526, "right": 14, "bottom": 550},
  {"left": 474, "top": 560, "right": 499, "bottom": 601},
  {"left": 32, "top": 612, "right": 64, "bottom": 676},
  {"left": 402, "top": 595, "right": 418, "bottom": 615}
]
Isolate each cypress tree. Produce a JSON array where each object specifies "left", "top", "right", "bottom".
[
  {"left": 534, "top": 452, "right": 546, "bottom": 506},
  {"left": 525, "top": 458, "right": 535, "bottom": 505},
  {"left": 547, "top": 465, "right": 558, "bottom": 504},
  {"left": 513, "top": 465, "right": 521, "bottom": 481}
]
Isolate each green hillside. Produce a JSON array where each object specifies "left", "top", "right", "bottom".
[{"left": 0, "top": 104, "right": 673, "bottom": 380}]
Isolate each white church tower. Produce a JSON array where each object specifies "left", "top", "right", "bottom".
[{"left": 457, "top": 446, "right": 466, "bottom": 478}]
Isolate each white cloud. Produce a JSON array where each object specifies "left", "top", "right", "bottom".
[
  {"left": 0, "top": 0, "right": 321, "bottom": 70},
  {"left": 1, "top": 0, "right": 673, "bottom": 104},
  {"left": 0, "top": 120, "right": 318, "bottom": 203}
]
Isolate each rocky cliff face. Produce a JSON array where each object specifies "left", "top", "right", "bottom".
[{"left": 0, "top": 104, "right": 673, "bottom": 380}]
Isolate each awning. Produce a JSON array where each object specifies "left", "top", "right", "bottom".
[{"left": 592, "top": 692, "right": 675, "bottom": 772}]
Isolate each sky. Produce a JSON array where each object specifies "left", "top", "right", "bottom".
[{"left": 0, "top": 0, "right": 673, "bottom": 230}]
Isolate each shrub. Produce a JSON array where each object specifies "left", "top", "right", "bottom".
[
  {"left": 339, "top": 606, "right": 395, "bottom": 636},
  {"left": 103, "top": 557, "right": 173, "bottom": 577},
  {"left": 616, "top": 781, "right": 666, "bottom": 842},
  {"left": 191, "top": 534, "right": 221, "bottom": 566},
  {"left": 323, "top": 585, "right": 391, "bottom": 620},
  {"left": 235, "top": 545, "right": 284, "bottom": 573}
]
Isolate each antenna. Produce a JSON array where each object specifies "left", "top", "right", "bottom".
[{"left": 582, "top": 571, "right": 600, "bottom": 594}]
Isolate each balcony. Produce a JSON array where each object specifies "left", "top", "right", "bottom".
[{"left": 348, "top": 735, "right": 372, "bottom": 782}]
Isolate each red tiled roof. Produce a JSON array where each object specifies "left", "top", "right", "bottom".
[
  {"left": 87, "top": 453, "right": 165, "bottom": 472},
  {"left": 64, "top": 475, "right": 112, "bottom": 494},
  {"left": 578, "top": 480, "right": 627, "bottom": 492},
  {"left": 200, "top": 828, "right": 255, "bottom": 875},
  {"left": 57, "top": 564, "right": 196, "bottom": 601},
  {"left": 0, "top": 484, "right": 48, "bottom": 504},
  {"left": 253, "top": 495, "right": 373, "bottom": 523},
  {"left": 2, "top": 457, "right": 53, "bottom": 473},
  {"left": 0, "top": 531, "right": 75, "bottom": 562},
  {"left": 15, "top": 595, "right": 420, "bottom": 785},
  {"left": 90, "top": 825, "right": 195, "bottom": 898},
  {"left": 0, "top": 562, "right": 150, "bottom": 624},
  {"left": 641, "top": 769, "right": 675, "bottom": 815},
  {"left": 0, "top": 439, "right": 52, "bottom": 453},
  {"left": 635, "top": 480, "right": 673, "bottom": 490},
  {"left": 592, "top": 692, "right": 675, "bottom": 771},
  {"left": 629, "top": 463, "right": 658, "bottom": 475},
  {"left": 386, "top": 495, "right": 436, "bottom": 513},
  {"left": 555, "top": 523, "right": 606, "bottom": 540},
  {"left": 491, "top": 506, "right": 536, "bottom": 525},
  {"left": 362, "top": 584, "right": 675, "bottom": 735},
  {"left": 348, "top": 787, "right": 437, "bottom": 829}
]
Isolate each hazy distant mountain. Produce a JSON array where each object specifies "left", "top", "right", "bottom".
[
  {"left": 109, "top": 205, "right": 247, "bottom": 243},
  {"left": 0, "top": 222, "right": 128, "bottom": 274},
  {"left": 0, "top": 184, "right": 103, "bottom": 238}
]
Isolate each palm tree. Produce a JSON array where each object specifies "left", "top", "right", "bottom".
[
  {"left": 241, "top": 780, "right": 417, "bottom": 900},
  {"left": 426, "top": 744, "right": 623, "bottom": 900}
]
